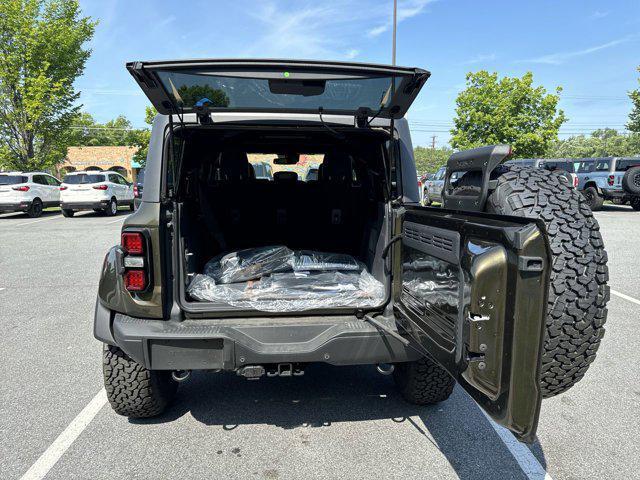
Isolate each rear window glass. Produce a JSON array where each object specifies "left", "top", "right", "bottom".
[
  {"left": 249, "top": 154, "right": 324, "bottom": 182},
  {"left": 156, "top": 71, "right": 396, "bottom": 112},
  {"left": 0, "top": 175, "right": 27, "bottom": 185},
  {"left": 576, "top": 161, "right": 594, "bottom": 173},
  {"left": 615, "top": 159, "right": 640, "bottom": 171},
  {"left": 63, "top": 174, "right": 105, "bottom": 184},
  {"left": 542, "top": 161, "right": 574, "bottom": 173},
  {"left": 136, "top": 169, "right": 145, "bottom": 184},
  {"left": 594, "top": 160, "right": 610, "bottom": 172}
]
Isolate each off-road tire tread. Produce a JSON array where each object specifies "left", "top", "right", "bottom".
[
  {"left": 394, "top": 356, "right": 455, "bottom": 405},
  {"left": 103, "top": 344, "right": 177, "bottom": 417},
  {"left": 487, "top": 167, "right": 609, "bottom": 397}
]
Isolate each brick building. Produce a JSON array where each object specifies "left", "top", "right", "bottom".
[{"left": 59, "top": 146, "right": 142, "bottom": 181}]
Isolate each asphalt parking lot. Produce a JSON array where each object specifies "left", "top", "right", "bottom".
[{"left": 1, "top": 205, "right": 639, "bottom": 480}]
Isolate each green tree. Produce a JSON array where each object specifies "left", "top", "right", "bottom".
[
  {"left": 0, "top": 0, "right": 96, "bottom": 171},
  {"left": 628, "top": 66, "right": 640, "bottom": 133},
  {"left": 450, "top": 71, "right": 566, "bottom": 158},
  {"left": 547, "top": 129, "right": 640, "bottom": 158},
  {"left": 176, "top": 85, "right": 230, "bottom": 108},
  {"left": 130, "top": 106, "right": 158, "bottom": 166},
  {"left": 67, "top": 113, "right": 139, "bottom": 146},
  {"left": 413, "top": 146, "right": 453, "bottom": 174}
]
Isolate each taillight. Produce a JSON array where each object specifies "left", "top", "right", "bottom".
[
  {"left": 12, "top": 185, "right": 29, "bottom": 191},
  {"left": 93, "top": 184, "right": 108, "bottom": 190},
  {"left": 417, "top": 181, "right": 422, "bottom": 188},
  {"left": 121, "top": 232, "right": 144, "bottom": 254},
  {"left": 60, "top": 186, "right": 68, "bottom": 191},
  {"left": 124, "top": 270, "right": 146, "bottom": 291},
  {"left": 573, "top": 176, "right": 578, "bottom": 188},
  {"left": 133, "top": 184, "right": 139, "bottom": 197},
  {"left": 608, "top": 175, "right": 614, "bottom": 186},
  {"left": 120, "top": 230, "right": 149, "bottom": 293}
]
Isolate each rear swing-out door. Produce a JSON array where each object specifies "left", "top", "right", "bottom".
[{"left": 393, "top": 203, "right": 550, "bottom": 443}]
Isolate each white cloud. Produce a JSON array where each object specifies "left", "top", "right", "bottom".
[
  {"left": 459, "top": 53, "right": 496, "bottom": 65},
  {"left": 518, "top": 35, "right": 638, "bottom": 65},
  {"left": 243, "top": 0, "right": 435, "bottom": 59},
  {"left": 367, "top": 0, "right": 436, "bottom": 37},
  {"left": 590, "top": 10, "right": 610, "bottom": 19}
]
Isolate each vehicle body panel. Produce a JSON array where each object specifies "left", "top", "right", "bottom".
[{"left": 0, "top": 172, "right": 61, "bottom": 212}]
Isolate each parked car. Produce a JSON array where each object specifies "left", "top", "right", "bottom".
[
  {"left": 504, "top": 159, "right": 578, "bottom": 189},
  {"left": 573, "top": 157, "right": 640, "bottom": 211},
  {"left": 60, "top": 170, "right": 134, "bottom": 217},
  {"left": 95, "top": 59, "right": 608, "bottom": 443},
  {"left": 251, "top": 161, "right": 274, "bottom": 180},
  {"left": 0, "top": 171, "right": 61, "bottom": 217},
  {"left": 304, "top": 166, "right": 319, "bottom": 181},
  {"left": 424, "top": 167, "right": 459, "bottom": 205},
  {"left": 133, "top": 168, "right": 145, "bottom": 210}
]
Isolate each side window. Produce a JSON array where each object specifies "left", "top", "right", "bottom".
[
  {"left": 577, "top": 162, "right": 594, "bottom": 173},
  {"left": 46, "top": 175, "right": 60, "bottom": 186},
  {"left": 33, "top": 175, "right": 47, "bottom": 185},
  {"left": 108, "top": 174, "right": 118, "bottom": 184},
  {"left": 595, "top": 160, "right": 610, "bottom": 172}
]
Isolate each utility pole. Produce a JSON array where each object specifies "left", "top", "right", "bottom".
[
  {"left": 392, "top": 0, "right": 397, "bottom": 65},
  {"left": 431, "top": 135, "right": 437, "bottom": 149}
]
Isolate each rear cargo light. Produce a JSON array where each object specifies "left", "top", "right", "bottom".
[
  {"left": 124, "top": 270, "right": 146, "bottom": 291},
  {"left": 93, "top": 184, "right": 108, "bottom": 190},
  {"left": 608, "top": 175, "right": 614, "bottom": 186},
  {"left": 121, "top": 232, "right": 144, "bottom": 254},
  {"left": 12, "top": 186, "right": 29, "bottom": 191},
  {"left": 60, "top": 186, "right": 68, "bottom": 191}
]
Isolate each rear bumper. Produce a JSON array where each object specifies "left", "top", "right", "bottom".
[
  {"left": 0, "top": 201, "right": 30, "bottom": 213},
  {"left": 61, "top": 200, "right": 110, "bottom": 211},
  {"left": 95, "top": 303, "right": 420, "bottom": 370}
]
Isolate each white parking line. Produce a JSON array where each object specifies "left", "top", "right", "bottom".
[
  {"left": 105, "top": 216, "right": 128, "bottom": 224},
  {"left": 13, "top": 215, "right": 62, "bottom": 227},
  {"left": 611, "top": 289, "right": 640, "bottom": 306},
  {"left": 19, "top": 389, "right": 107, "bottom": 480},
  {"left": 481, "top": 410, "right": 553, "bottom": 480}
]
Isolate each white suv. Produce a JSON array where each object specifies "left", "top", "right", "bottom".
[
  {"left": 60, "top": 170, "right": 134, "bottom": 217},
  {"left": 0, "top": 171, "right": 61, "bottom": 217}
]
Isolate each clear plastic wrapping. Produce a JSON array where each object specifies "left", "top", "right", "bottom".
[
  {"left": 188, "top": 246, "right": 386, "bottom": 312},
  {"left": 188, "top": 270, "right": 385, "bottom": 312},
  {"left": 203, "top": 246, "right": 293, "bottom": 284}
]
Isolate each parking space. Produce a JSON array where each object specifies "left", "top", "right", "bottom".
[{"left": 1, "top": 207, "right": 639, "bottom": 479}]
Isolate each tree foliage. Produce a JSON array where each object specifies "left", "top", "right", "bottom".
[
  {"left": 546, "top": 129, "right": 640, "bottom": 158},
  {"left": 413, "top": 146, "right": 453, "bottom": 174},
  {"left": 450, "top": 71, "right": 566, "bottom": 158},
  {"left": 628, "top": 66, "right": 640, "bottom": 133},
  {"left": 0, "top": 0, "right": 96, "bottom": 171},
  {"left": 67, "top": 113, "right": 140, "bottom": 146},
  {"left": 130, "top": 106, "right": 157, "bottom": 166}
]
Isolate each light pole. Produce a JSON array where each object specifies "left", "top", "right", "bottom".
[{"left": 392, "top": 0, "right": 397, "bottom": 65}]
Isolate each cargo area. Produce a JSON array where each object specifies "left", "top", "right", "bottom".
[{"left": 172, "top": 126, "right": 393, "bottom": 313}]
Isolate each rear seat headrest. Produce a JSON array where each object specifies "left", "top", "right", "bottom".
[
  {"left": 319, "top": 151, "right": 352, "bottom": 182},
  {"left": 273, "top": 171, "right": 298, "bottom": 183},
  {"left": 217, "top": 150, "right": 252, "bottom": 181}
]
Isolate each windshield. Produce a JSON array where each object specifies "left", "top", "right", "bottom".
[
  {"left": 156, "top": 71, "right": 395, "bottom": 112},
  {"left": 615, "top": 159, "right": 640, "bottom": 171},
  {"left": 63, "top": 174, "right": 105, "bottom": 184},
  {"left": 0, "top": 175, "right": 27, "bottom": 185}
]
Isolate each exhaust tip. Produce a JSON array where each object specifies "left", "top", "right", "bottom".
[
  {"left": 376, "top": 363, "right": 395, "bottom": 376},
  {"left": 172, "top": 370, "right": 191, "bottom": 382}
]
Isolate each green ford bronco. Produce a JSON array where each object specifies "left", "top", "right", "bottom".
[{"left": 94, "top": 59, "right": 608, "bottom": 443}]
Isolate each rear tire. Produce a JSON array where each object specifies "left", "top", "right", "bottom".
[
  {"left": 487, "top": 167, "right": 609, "bottom": 398},
  {"left": 393, "top": 356, "right": 455, "bottom": 405},
  {"left": 27, "top": 198, "right": 43, "bottom": 218},
  {"left": 583, "top": 186, "right": 604, "bottom": 211},
  {"left": 61, "top": 208, "right": 74, "bottom": 217},
  {"left": 103, "top": 344, "right": 177, "bottom": 418},
  {"left": 631, "top": 197, "right": 640, "bottom": 211},
  {"left": 104, "top": 198, "right": 117, "bottom": 216},
  {"left": 129, "top": 202, "right": 135, "bottom": 211}
]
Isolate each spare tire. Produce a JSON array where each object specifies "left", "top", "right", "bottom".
[
  {"left": 485, "top": 167, "right": 609, "bottom": 398},
  {"left": 622, "top": 166, "right": 640, "bottom": 195}
]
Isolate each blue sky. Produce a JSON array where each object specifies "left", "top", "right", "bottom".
[{"left": 76, "top": 0, "right": 640, "bottom": 147}]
